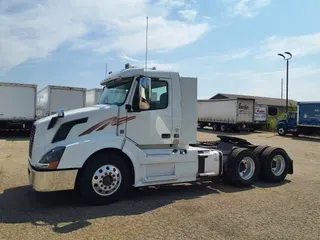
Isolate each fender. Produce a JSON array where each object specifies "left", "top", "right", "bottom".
[
  {"left": 121, "top": 138, "right": 148, "bottom": 186},
  {"left": 57, "top": 135, "right": 125, "bottom": 169}
]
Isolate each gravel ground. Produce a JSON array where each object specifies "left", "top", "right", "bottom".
[{"left": 0, "top": 130, "right": 319, "bottom": 240}]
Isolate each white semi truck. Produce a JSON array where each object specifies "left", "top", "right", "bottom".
[
  {"left": 0, "top": 82, "right": 37, "bottom": 131},
  {"left": 28, "top": 66, "right": 294, "bottom": 205}
]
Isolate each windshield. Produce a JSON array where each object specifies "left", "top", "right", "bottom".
[{"left": 99, "top": 77, "right": 133, "bottom": 106}]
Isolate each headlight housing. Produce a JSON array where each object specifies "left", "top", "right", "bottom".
[{"left": 36, "top": 146, "right": 66, "bottom": 169}]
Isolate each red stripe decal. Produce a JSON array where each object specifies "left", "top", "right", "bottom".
[{"left": 79, "top": 116, "right": 136, "bottom": 136}]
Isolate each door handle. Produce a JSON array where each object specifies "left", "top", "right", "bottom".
[{"left": 161, "top": 133, "right": 171, "bottom": 139}]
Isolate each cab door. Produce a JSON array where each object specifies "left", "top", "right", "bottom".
[{"left": 125, "top": 77, "right": 172, "bottom": 145}]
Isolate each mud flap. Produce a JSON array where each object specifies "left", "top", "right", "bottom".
[{"left": 288, "top": 157, "right": 294, "bottom": 174}]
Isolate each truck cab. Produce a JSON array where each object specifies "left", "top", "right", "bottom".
[
  {"left": 277, "top": 112, "right": 297, "bottom": 136},
  {"left": 28, "top": 65, "right": 293, "bottom": 205}
]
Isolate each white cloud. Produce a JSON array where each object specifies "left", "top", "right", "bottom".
[
  {"left": 179, "top": 9, "right": 198, "bottom": 22},
  {"left": 232, "top": 0, "right": 271, "bottom": 18},
  {"left": 158, "top": 0, "right": 186, "bottom": 7},
  {"left": 257, "top": 32, "right": 320, "bottom": 59},
  {"left": 0, "top": 0, "right": 210, "bottom": 71},
  {"left": 215, "top": 49, "right": 251, "bottom": 61}
]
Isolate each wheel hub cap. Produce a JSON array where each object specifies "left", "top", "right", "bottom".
[
  {"left": 271, "top": 155, "right": 285, "bottom": 176},
  {"left": 238, "top": 157, "right": 255, "bottom": 180},
  {"left": 92, "top": 165, "right": 122, "bottom": 196}
]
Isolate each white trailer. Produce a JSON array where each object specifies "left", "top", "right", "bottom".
[
  {"left": 36, "top": 85, "right": 86, "bottom": 118},
  {"left": 197, "top": 99, "right": 255, "bottom": 132},
  {"left": 0, "top": 82, "right": 37, "bottom": 131},
  {"left": 28, "top": 65, "right": 293, "bottom": 205},
  {"left": 85, "top": 88, "right": 103, "bottom": 107},
  {"left": 249, "top": 104, "right": 268, "bottom": 130}
]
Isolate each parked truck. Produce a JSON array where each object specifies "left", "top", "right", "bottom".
[
  {"left": 85, "top": 88, "right": 103, "bottom": 107},
  {"left": 0, "top": 82, "right": 37, "bottom": 131},
  {"left": 277, "top": 102, "right": 320, "bottom": 136},
  {"left": 249, "top": 104, "right": 268, "bottom": 131},
  {"left": 197, "top": 99, "right": 255, "bottom": 132},
  {"left": 36, "top": 85, "right": 86, "bottom": 118},
  {"left": 28, "top": 66, "right": 293, "bottom": 205}
]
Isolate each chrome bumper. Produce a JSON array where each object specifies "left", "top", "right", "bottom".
[{"left": 28, "top": 163, "right": 78, "bottom": 192}]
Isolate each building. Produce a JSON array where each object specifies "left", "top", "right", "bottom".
[{"left": 210, "top": 93, "right": 297, "bottom": 116}]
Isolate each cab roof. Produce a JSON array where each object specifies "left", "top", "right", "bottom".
[{"left": 100, "top": 67, "right": 178, "bottom": 86}]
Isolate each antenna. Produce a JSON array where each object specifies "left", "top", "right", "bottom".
[{"left": 144, "top": 16, "right": 149, "bottom": 76}]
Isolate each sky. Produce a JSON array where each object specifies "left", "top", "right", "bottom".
[{"left": 1, "top": 0, "right": 320, "bottom": 101}]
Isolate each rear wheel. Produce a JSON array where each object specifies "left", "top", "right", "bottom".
[
  {"left": 293, "top": 132, "right": 300, "bottom": 137},
  {"left": 77, "top": 153, "right": 132, "bottom": 205},
  {"left": 212, "top": 123, "right": 219, "bottom": 131},
  {"left": 254, "top": 145, "right": 269, "bottom": 159},
  {"left": 220, "top": 124, "right": 226, "bottom": 132},
  {"left": 260, "top": 147, "right": 289, "bottom": 182},
  {"left": 224, "top": 148, "right": 260, "bottom": 187}
]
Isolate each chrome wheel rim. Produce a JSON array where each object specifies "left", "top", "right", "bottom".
[
  {"left": 271, "top": 155, "right": 285, "bottom": 176},
  {"left": 238, "top": 157, "right": 255, "bottom": 180},
  {"left": 278, "top": 128, "right": 284, "bottom": 134},
  {"left": 92, "top": 165, "right": 122, "bottom": 196}
]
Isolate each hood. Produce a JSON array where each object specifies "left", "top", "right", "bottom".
[
  {"left": 30, "top": 104, "right": 119, "bottom": 164},
  {"left": 278, "top": 119, "right": 286, "bottom": 124}
]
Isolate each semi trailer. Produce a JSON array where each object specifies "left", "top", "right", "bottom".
[
  {"left": 36, "top": 85, "right": 86, "bottom": 118},
  {"left": 197, "top": 99, "right": 255, "bottom": 132},
  {"left": 277, "top": 102, "right": 320, "bottom": 136},
  {"left": 248, "top": 104, "right": 268, "bottom": 131},
  {"left": 0, "top": 82, "right": 37, "bottom": 131},
  {"left": 28, "top": 66, "right": 294, "bottom": 205},
  {"left": 85, "top": 88, "right": 103, "bottom": 107}
]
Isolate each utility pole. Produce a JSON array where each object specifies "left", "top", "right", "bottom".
[
  {"left": 277, "top": 52, "right": 292, "bottom": 114},
  {"left": 281, "top": 78, "right": 283, "bottom": 99}
]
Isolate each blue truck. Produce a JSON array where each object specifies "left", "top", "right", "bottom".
[{"left": 277, "top": 102, "right": 320, "bottom": 136}]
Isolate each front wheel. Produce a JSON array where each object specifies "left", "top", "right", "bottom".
[
  {"left": 277, "top": 125, "right": 286, "bottom": 136},
  {"left": 77, "top": 153, "right": 132, "bottom": 205},
  {"left": 224, "top": 148, "right": 260, "bottom": 187}
]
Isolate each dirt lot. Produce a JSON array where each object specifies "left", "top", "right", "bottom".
[{"left": 0, "top": 130, "right": 319, "bottom": 240}]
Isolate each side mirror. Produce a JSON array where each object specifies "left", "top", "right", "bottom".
[{"left": 138, "top": 77, "right": 151, "bottom": 110}]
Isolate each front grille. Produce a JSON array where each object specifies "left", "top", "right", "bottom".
[{"left": 29, "top": 124, "right": 36, "bottom": 158}]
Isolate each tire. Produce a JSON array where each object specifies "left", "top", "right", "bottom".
[
  {"left": 224, "top": 148, "right": 260, "bottom": 187},
  {"left": 293, "top": 132, "right": 299, "bottom": 137},
  {"left": 212, "top": 123, "right": 219, "bottom": 131},
  {"left": 277, "top": 125, "right": 286, "bottom": 136},
  {"left": 220, "top": 124, "right": 226, "bottom": 132},
  {"left": 260, "top": 147, "right": 289, "bottom": 183},
  {"left": 198, "top": 122, "right": 204, "bottom": 129},
  {"left": 77, "top": 152, "right": 132, "bottom": 205},
  {"left": 253, "top": 145, "right": 269, "bottom": 159}
]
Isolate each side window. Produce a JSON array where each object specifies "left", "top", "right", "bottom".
[
  {"left": 150, "top": 80, "right": 168, "bottom": 110},
  {"left": 132, "top": 79, "right": 168, "bottom": 111}
]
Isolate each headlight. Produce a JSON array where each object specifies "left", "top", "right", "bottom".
[{"left": 36, "top": 146, "right": 66, "bottom": 169}]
